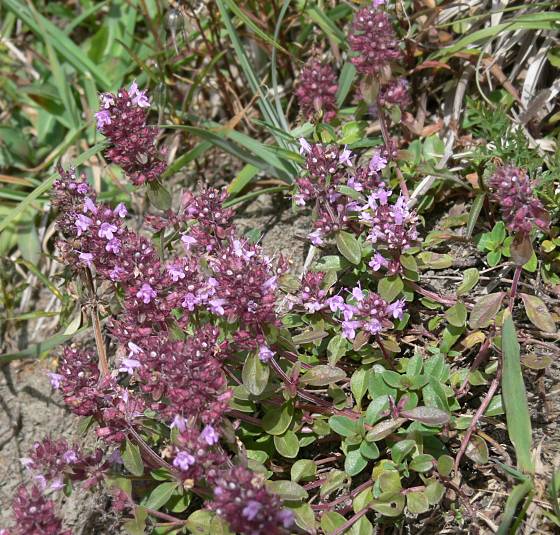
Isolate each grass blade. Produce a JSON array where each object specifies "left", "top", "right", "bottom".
[
  {"left": 3, "top": 0, "right": 112, "bottom": 90},
  {"left": 502, "top": 314, "right": 534, "bottom": 474},
  {"left": 0, "top": 325, "right": 91, "bottom": 363},
  {"left": 496, "top": 479, "right": 534, "bottom": 535},
  {"left": 466, "top": 192, "right": 485, "bottom": 239},
  {"left": 336, "top": 62, "right": 357, "bottom": 108}
]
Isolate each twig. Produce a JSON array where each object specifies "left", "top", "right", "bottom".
[
  {"left": 84, "top": 268, "right": 109, "bottom": 377},
  {"left": 454, "top": 366, "right": 502, "bottom": 473}
]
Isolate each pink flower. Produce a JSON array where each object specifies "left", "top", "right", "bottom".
[
  {"left": 105, "top": 238, "right": 121, "bottom": 254},
  {"left": 136, "top": 283, "right": 156, "bottom": 304},
  {"left": 118, "top": 358, "right": 141, "bottom": 374},
  {"left": 98, "top": 222, "right": 118, "bottom": 240},
  {"left": 208, "top": 298, "right": 226, "bottom": 316},
  {"left": 349, "top": 5, "right": 402, "bottom": 76},
  {"left": 170, "top": 415, "right": 187, "bottom": 433},
  {"left": 95, "top": 110, "right": 111, "bottom": 129},
  {"left": 113, "top": 203, "right": 128, "bottom": 218},
  {"left": 258, "top": 345, "right": 275, "bottom": 363},
  {"left": 74, "top": 214, "right": 92, "bottom": 236},
  {"left": 173, "top": 451, "right": 196, "bottom": 471},
  {"left": 369, "top": 152, "right": 388, "bottom": 172},
  {"left": 78, "top": 252, "right": 93, "bottom": 266},
  {"left": 181, "top": 234, "right": 197, "bottom": 251},
  {"left": 295, "top": 59, "right": 338, "bottom": 123},
  {"left": 369, "top": 252, "right": 389, "bottom": 271},
  {"left": 201, "top": 425, "right": 220, "bottom": 445}
]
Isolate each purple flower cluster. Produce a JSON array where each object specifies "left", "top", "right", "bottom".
[
  {"left": 48, "top": 82, "right": 299, "bottom": 535},
  {"left": 118, "top": 325, "right": 232, "bottom": 425},
  {"left": 96, "top": 82, "right": 166, "bottom": 185},
  {"left": 170, "top": 426, "right": 226, "bottom": 483},
  {"left": 210, "top": 466, "right": 294, "bottom": 535},
  {"left": 295, "top": 58, "right": 338, "bottom": 123},
  {"left": 359, "top": 189, "right": 419, "bottom": 259},
  {"left": 328, "top": 286, "right": 406, "bottom": 340},
  {"left": 349, "top": 3, "right": 402, "bottom": 77},
  {"left": 6, "top": 485, "right": 71, "bottom": 535},
  {"left": 49, "top": 347, "right": 145, "bottom": 444},
  {"left": 20, "top": 438, "right": 79, "bottom": 492},
  {"left": 19, "top": 437, "right": 107, "bottom": 493},
  {"left": 295, "top": 141, "right": 387, "bottom": 245},
  {"left": 489, "top": 166, "right": 549, "bottom": 234},
  {"left": 378, "top": 77, "right": 411, "bottom": 108}
]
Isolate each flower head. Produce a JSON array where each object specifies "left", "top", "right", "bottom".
[
  {"left": 295, "top": 59, "right": 338, "bottom": 122},
  {"left": 489, "top": 166, "right": 549, "bottom": 234},
  {"left": 349, "top": 5, "right": 402, "bottom": 76},
  {"left": 210, "top": 466, "right": 293, "bottom": 535}
]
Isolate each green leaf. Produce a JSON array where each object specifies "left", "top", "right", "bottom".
[
  {"left": 262, "top": 403, "right": 294, "bottom": 435},
  {"left": 186, "top": 510, "right": 230, "bottom": 535},
  {"left": 242, "top": 351, "right": 270, "bottom": 396},
  {"left": 409, "top": 454, "right": 435, "bottom": 473},
  {"left": 435, "top": 12, "right": 560, "bottom": 59},
  {"left": 520, "top": 293, "right": 556, "bottom": 333},
  {"left": 418, "top": 252, "right": 453, "bottom": 269},
  {"left": 17, "top": 216, "right": 41, "bottom": 265},
  {"left": 2, "top": 0, "right": 112, "bottom": 90},
  {"left": 291, "top": 460, "right": 317, "bottom": 483},
  {"left": 291, "top": 502, "right": 317, "bottom": 533},
  {"left": 406, "top": 491, "right": 430, "bottom": 514},
  {"left": 227, "top": 163, "right": 260, "bottom": 196},
  {"left": 223, "top": 0, "right": 288, "bottom": 53},
  {"left": 445, "top": 302, "right": 467, "bottom": 327},
  {"left": 457, "top": 267, "right": 480, "bottom": 296},
  {"left": 425, "top": 480, "right": 445, "bottom": 505},
  {"left": 328, "top": 415, "right": 359, "bottom": 437},
  {"left": 502, "top": 314, "right": 534, "bottom": 474},
  {"left": 371, "top": 494, "right": 405, "bottom": 517},
  {"left": 147, "top": 180, "right": 172, "bottom": 211},
  {"left": 366, "top": 418, "right": 406, "bottom": 442},
  {"left": 351, "top": 368, "right": 368, "bottom": 408},
  {"left": 365, "top": 395, "right": 389, "bottom": 425},
  {"left": 301, "top": 365, "right": 346, "bottom": 386},
  {"left": 360, "top": 440, "right": 379, "bottom": 460},
  {"left": 336, "top": 231, "right": 362, "bottom": 265},
  {"left": 437, "top": 455, "right": 454, "bottom": 477},
  {"left": 0, "top": 324, "right": 91, "bottom": 363},
  {"left": 378, "top": 276, "right": 403, "bottom": 302},
  {"left": 274, "top": 431, "right": 300, "bottom": 458},
  {"left": 266, "top": 480, "right": 308, "bottom": 501},
  {"left": 349, "top": 515, "right": 374, "bottom": 535},
  {"left": 345, "top": 449, "right": 368, "bottom": 476},
  {"left": 391, "top": 439, "right": 416, "bottom": 464},
  {"left": 123, "top": 506, "right": 147, "bottom": 535},
  {"left": 327, "top": 335, "right": 348, "bottom": 366},
  {"left": 321, "top": 511, "right": 346, "bottom": 534},
  {"left": 469, "top": 292, "right": 505, "bottom": 329},
  {"left": 143, "top": 482, "right": 178, "bottom": 511},
  {"left": 122, "top": 440, "right": 144, "bottom": 477}
]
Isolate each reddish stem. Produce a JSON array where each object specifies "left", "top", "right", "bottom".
[
  {"left": 454, "top": 366, "right": 502, "bottom": 474},
  {"left": 331, "top": 506, "right": 371, "bottom": 535}
]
